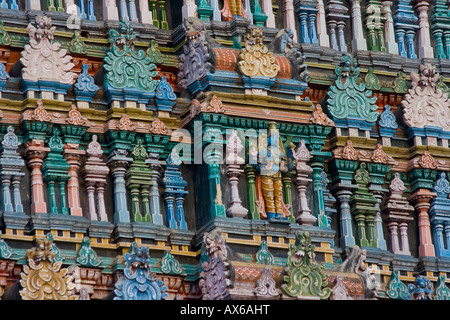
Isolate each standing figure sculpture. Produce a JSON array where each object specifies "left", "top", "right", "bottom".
[{"left": 250, "top": 122, "right": 294, "bottom": 219}]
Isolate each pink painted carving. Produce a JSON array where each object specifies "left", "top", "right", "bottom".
[
  {"left": 402, "top": 63, "right": 450, "bottom": 131},
  {"left": 150, "top": 118, "right": 171, "bottom": 135},
  {"left": 418, "top": 151, "right": 437, "bottom": 169},
  {"left": 371, "top": 144, "right": 399, "bottom": 166},
  {"left": 117, "top": 114, "right": 135, "bottom": 131},
  {"left": 206, "top": 95, "right": 225, "bottom": 113},
  {"left": 66, "top": 104, "right": 88, "bottom": 126},
  {"left": 20, "top": 15, "right": 76, "bottom": 85},
  {"left": 342, "top": 139, "right": 358, "bottom": 160},
  {"left": 32, "top": 100, "right": 52, "bottom": 122},
  {"left": 310, "top": 104, "right": 334, "bottom": 126}
]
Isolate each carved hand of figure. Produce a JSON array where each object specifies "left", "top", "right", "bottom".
[{"left": 280, "top": 160, "right": 286, "bottom": 172}]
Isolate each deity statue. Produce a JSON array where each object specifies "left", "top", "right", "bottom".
[{"left": 250, "top": 122, "right": 294, "bottom": 219}]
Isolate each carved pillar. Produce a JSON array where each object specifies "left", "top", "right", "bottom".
[
  {"left": 24, "top": 141, "right": 49, "bottom": 215},
  {"left": 316, "top": 0, "right": 329, "bottom": 47},
  {"left": 410, "top": 189, "right": 436, "bottom": 257},
  {"left": 103, "top": 0, "right": 120, "bottom": 20},
  {"left": 118, "top": 0, "right": 129, "bottom": 20},
  {"left": 294, "top": 140, "right": 316, "bottom": 226},
  {"left": 261, "top": 0, "right": 276, "bottom": 27},
  {"left": 226, "top": 165, "right": 248, "bottom": 218},
  {"left": 244, "top": 164, "right": 259, "bottom": 220},
  {"left": 326, "top": 0, "right": 350, "bottom": 52},
  {"left": 382, "top": 173, "right": 414, "bottom": 255},
  {"left": 0, "top": 126, "right": 25, "bottom": 215},
  {"left": 350, "top": 0, "right": 367, "bottom": 51},
  {"left": 414, "top": 0, "right": 434, "bottom": 59},
  {"left": 225, "top": 130, "right": 248, "bottom": 218},
  {"left": 107, "top": 150, "right": 132, "bottom": 224},
  {"left": 382, "top": 1, "right": 399, "bottom": 55},
  {"left": 429, "top": 172, "right": 450, "bottom": 257},
  {"left": 283, "top": 0, "right": 298, "bottom": 42},
  {"left": 12, "top": 176, "right": 23, "bottom": 213},
  {"left": 330, "top": 158, "right": 358, "bottom": 248},
  {"left": 64, "top": 146, "right": 85, "bottom": 217},
  {"left": 81, "top": 135, "right": 110, "bottom": 222},
  {"left": 182, "top": 0, "right": 197, "bottom": 20},
  {"left": 393, "top": 0, "right": 418, "bottom": 59},
  {"left": 282, "top": 173, "right": 295, "bottom": 223},
  {"left": 26, "top": 0, "right": 41, "bottom": 10},
  {"left": 335, "top": 190, "right": 355, "bottom": 248},
  {"left": 311, "top": 160, "right": 328, "bottom": 229},
  {"left": 296, "top": 1, "right": 319, "bottom": 44},
  {"left": 148, "top": 162, "right": 164, "bottom": 225}
]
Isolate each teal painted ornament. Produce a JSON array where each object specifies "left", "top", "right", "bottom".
[
  {"left": 74, "top": 64, "right": 99, "bottom": 102},
  {"left": 104, "top": 20, "right": 160, "bottom": 104},
  {"left": 326, "top": 54, "right": 379, "bottom": 130},
  {"left": 76, "top": 237, "right": 102, "bottom": 268},
  {"left": 155, "top": 76, "right": 176, "bottom": 112},
  {"left": 435, "top": 275, "right": 450, "bottom": 300},
  {"left": 386, "top": 270, "right": 410, "bottom": 300},
  {"left": 160, "top": 250, "right": 183, "bottom": 275},
  {"left": 0, "top": 232, "right": 12, "bottom": 259},
  {"left": 255, "top": 240, "right": 274, "bottom": 265},
  {"left": 281, "top": 231, "right": 331, "bottom": 299},
  {"left": 46, "top": 233, "right": 64, "bottom": 262}
]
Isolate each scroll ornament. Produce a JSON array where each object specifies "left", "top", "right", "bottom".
[
  {"left": 19, "top": 237, "right": 77, "bottom": 300},
  {"left": 402, "top": 63, "right": 450, "bottom": 131},
  {"left": 238, "top": 28, "right": 280, "bottom": 78}
]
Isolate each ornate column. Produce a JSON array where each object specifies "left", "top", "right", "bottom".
[
  {"left": 414, "top": 0, "right": 434, "bottom": 59},
  {"left": 107, "top": 149, "right": 132, "bottom": 224},
  {"left": 103, "top": 0, "right": 120, "bottom": 20},
  {"left": 368, "top": 161, "right": 390, "bottom": 251},
  {"left": 42, "top": 129, "right": 70, "bottom": 215},
  {"left": 349, "top": 163, "right": 378, "bottom": 247},
  {"left": 316, "top": 0, "right": 329, "bottom": 47},
  {"left": 410, "top": 189, "right": 436, "bottom": 257},
  {"left": 244, "top": 164, "right": 259, "bottom": 220},
  {"left": 81, "top": 135, "right": 109, "bottom": 222},
  {"left": 163, "top": 150, "right": 188, "bottom": 230},
  {"left": 283, "top": 0, "right": 298, "bottom": 42},
  {"left": 365, "top": 0, "right": 385, "bottom": 52},
  {"left": 126, "top": 139, "right": 153, "bottom": 223},
  {"left": 293, "top": 140, "right": 316, "bottom": 226},
  {"left": 350, "top": 0, "right": 367, "bottom": 51},
  {"left": 429, "top": 172, "right": 450, "bottom": 257},
  {"left": 0, "top": 126, "right": 25, "bottom": 215},
  {"left": 182, "top": 0, "right": 197, "bottom": 20},
  {"left": 261, "top": 0, "right": 276, "bottom": 27},
  {"left": 146, "top": 160, "right": 164, "bottom": 225},
  {"left": 25, "top": 141, "right": 49, "bottom": 215},
  {"left": 326, "top": 1, "right": 350, "bottom": 52},
  {"left": 382, "top": 173, "right": 414, "bottom": 255},
  {"left": 382, "top": 1, "right": 398, "bottom": 55},
  {"left": 296, "top": 0, "right": 319, "bottom": 44},
  {"left": 393, "top": 0, "right": 418, "bottom": 59},
  {"left": 225, "top": 130, "right": 248, "bottom": 218},
  {"left": 26, "top": 0, "right": 41, "bottom": 10}
]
